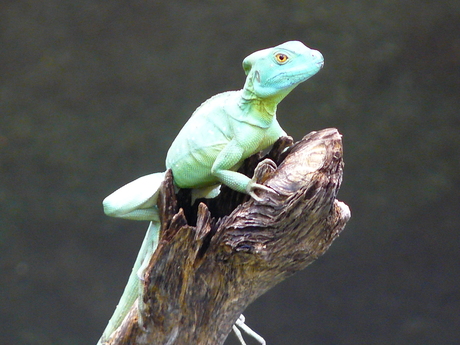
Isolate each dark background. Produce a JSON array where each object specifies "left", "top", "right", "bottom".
[{"left": 1, "top": 1, "right": 459, "bottom": 344}]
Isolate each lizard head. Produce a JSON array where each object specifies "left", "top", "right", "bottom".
[{"left": 242, "top": 41, "right": 324, "bottom": 102}]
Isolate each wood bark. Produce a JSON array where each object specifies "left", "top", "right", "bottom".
[{"left": 107, "top": 128, "right": 351, "bottom": 345}]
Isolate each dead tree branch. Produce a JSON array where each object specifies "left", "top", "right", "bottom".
[{"left": 108, "top": 128, "right": 351, "bottom": 345}]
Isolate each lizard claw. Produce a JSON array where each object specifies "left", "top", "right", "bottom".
[
  {"left": 248, "top": 190, "right": 264, "bottom": 202},
  {"left": 247, "top": 181, "right": 277, "bottom": 201},
  {"left": 247, "top": 158, "right": 278, "bottom": 201}
]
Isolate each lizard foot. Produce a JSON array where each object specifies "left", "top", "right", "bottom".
[
  {"left": 247, "top": 158, "right": 278, "bottom": 201},
  {"left": 233, "top": 314, "right": 266, "bottom": 345}
]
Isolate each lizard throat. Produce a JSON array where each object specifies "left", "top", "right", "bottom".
[{"left": 238, "top": 94, "right": 277, "bottom": 128}]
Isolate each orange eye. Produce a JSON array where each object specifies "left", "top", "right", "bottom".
[{"left": 275, "top": 53, "right": 288, "bottom": 64}]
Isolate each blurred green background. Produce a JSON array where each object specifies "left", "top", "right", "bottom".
[{"left": 1, "top": 1, "right": 459, "bottom": 344}]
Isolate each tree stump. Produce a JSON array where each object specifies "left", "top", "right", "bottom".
[{"left": 107, "top": 128, "right": 351, "bottom": 345}]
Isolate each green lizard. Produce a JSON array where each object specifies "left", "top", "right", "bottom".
[{"left": 98, "top": 41, "right": 324, "bottom": 345}]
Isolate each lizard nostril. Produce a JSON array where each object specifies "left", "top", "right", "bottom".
[{"left": 310, "top": 50, "right": 324, "bottom": 68}]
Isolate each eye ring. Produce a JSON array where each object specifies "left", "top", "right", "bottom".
[{"left": 275, "top": 53, "right": 289, "bottom": 64}]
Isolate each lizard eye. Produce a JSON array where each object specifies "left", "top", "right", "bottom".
[{"left": 275, "top": 53, "right": 289, "bottom": 64}]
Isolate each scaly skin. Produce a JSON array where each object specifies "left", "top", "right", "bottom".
[{"left": 98, "top": 41, "right": 323, "bottom": 344}]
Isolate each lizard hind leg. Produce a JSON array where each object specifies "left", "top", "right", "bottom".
[{"left": 103, "top": 172, "right": 166, "bottom": 221}]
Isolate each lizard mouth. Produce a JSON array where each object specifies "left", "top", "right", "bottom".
[{"left": 267, "top": 68, "right": 322, "bottom": 87}]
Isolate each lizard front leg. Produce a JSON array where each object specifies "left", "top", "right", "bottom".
[{"left": 210, "top": 141, "right": 276, "bottom": 201}]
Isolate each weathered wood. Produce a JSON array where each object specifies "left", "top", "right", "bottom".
[{"left": 108, "top": 128, "right": 351, "bottom": 345}]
